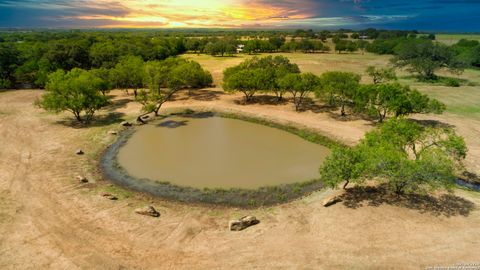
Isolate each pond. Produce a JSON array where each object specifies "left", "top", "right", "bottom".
[{"left": 115, "top": 114, "right": 330, "bottom": 190}]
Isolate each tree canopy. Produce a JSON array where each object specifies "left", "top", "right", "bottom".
[
  {"left": 36, "top": 68, "right": 109, "bottom": 123},
  {"left": 317, "top": 71, "right": 361, "bottom": 116},
  {"left": 223, "top": 55, "right": 300, "bottom": 102},
  {"left": 278, "top": 72, "right": 320, "bottom": 111},
  {"left": 111, "top": 55, "right": 145, "bottom": 93},
  {"left": 355, "top": 83, "right": 445, "bottom": 122},
  {"left": 320, "top": 118, "right": 467, "bottom": 195},
  {"left": 366, "top": 66, "right": 397, "bottom": 84},
  {"left": 136, "top": 58, "right": 212, "bottom": 118},
  {"left": 392, "top": 39, "right": 465, "bottom": 80}
]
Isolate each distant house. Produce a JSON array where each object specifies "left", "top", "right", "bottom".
[
  {"left": 359, "top": 35, "right": 369, "bottom": 40},
  {"left": 237, "top": 44, "right": 245, "bottom": 53}
]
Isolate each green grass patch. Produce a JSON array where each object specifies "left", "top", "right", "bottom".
[{"left": 101, "top": 184, "right": 134, "bottom": 199}]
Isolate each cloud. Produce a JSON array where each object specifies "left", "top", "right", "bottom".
[{"left": 0, "top": 0, "right": 479, "bottom": 31}]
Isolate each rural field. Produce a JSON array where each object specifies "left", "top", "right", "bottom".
[
  {"left": 1, "top": 48, "right": 480, "bottom": 268},
  {"left": 437, "top": 34, "right": 480, "bottom": 45}
]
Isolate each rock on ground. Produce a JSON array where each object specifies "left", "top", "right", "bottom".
[
  {"left": 101, "top": 193, "right": 118, "bottom": 200},
  {"left": 121, "top": 121, "right": 132, "bottom": 127},
  {"left": 76, "top": 175, "right": 88, "bottom": 183},
  {"left": 135, "top": 206, "right": 160, "bottom": 217},
  {"left": 323, "top": 195, "right": 342, "bottom": 207},
  {"left": 75, "top": 149, "right": 84, "bottom": 155},
  {"left": 229, "top": 216, "right": 260, "bottom": 231}
]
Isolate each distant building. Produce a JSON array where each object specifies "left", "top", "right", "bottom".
[
  {"left": 237, "top": 44, "right": 245, "bottom": 53},
  {"left": 359, "top": 35, "right": 369, "bottom": 40}
]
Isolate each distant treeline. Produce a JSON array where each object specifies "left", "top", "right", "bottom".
[
  {"left": 0, "top": 31, "right": 187, "bottom": 88},
  {"left": 1, "top": 28, "right": 479, "bottom": 88}
]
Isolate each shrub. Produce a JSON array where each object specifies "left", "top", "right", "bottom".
[{"left": 445, "top": 78, "right": 461, "bottom": 87}]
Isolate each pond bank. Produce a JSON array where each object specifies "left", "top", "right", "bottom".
[{"left": 101, "top": 109, "right": 341, "bottom": 207}]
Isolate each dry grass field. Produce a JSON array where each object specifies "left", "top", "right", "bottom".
[{"left": 436, "top": 34, "right": 480, "bottom": 45}]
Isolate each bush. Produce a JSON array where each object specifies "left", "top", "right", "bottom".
[{"left": 445, "top": 78, "right": 461, "bottom": 87}]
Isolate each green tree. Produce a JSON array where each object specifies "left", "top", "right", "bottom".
[
  {"left": 36, "top": 68, "right": 108, "bottom": 123},
  {"left": 392, "top": 39, "right": 464, "bottom": 80},
  {"left": 334, "top": 40, "right": 357, "bottom": 54},
  {"left": 300, "top": 39, "right": 315, "bottom": 53},
  {"left": 362, "top": 119, "right": 466, "bottom": 194},
  {"left": 170, "top": 60, "right": 213, "bottom": 95},
  {"left": 223, "top": 56, "right": 299, "bottom": 103},
  {"left": 0, "top": 43, "right": 20, "bottom": 88},
  {"left": 112, "top": 55, "right": 145, "bottom": 95},
  {"left": 320, "top": 146, "right": 366, "bottom": 189},
  {"left": 317, "top": 71, "right": 361, "bottom": 116},
  {"left": 185, "top": 38, "right": 201, "bottom": 54},
  {"left": 89, "top": 41, "right": 118, "bottom": 68},
  {"left": 278, "top": 73, "right": 319, "bottom": 111},
  {"left": 280, "top": 40, "right": 299, "bottom": 52},
  {"left": 90, "top": 67, "right": 114, "bottom": 96},
  {"left": 451, "top": 39, "right": 480, "bottom": 68},
  {"left": 204, "top": 40, "right": 236, "bottom": 56},
  {"left": 356, "top": 40, "right": 368, "bottom": 55},
  {"left": 223, "top": 68, "right": 274, "bottom": 103},
  {"left": 356, "top": 83, "right": 445, "bottom": 122},
  {"left": 320, "top": 118, "right": 467, "bottom": 194},
  {"left": 137, "top": 59, "right": 212, "bottom": 119},
  {"left": 366, "top": 66, "right": 397, "bottom": 84},
  {"left": 268, "top": 36, "right": 286, "bottom": 51}
]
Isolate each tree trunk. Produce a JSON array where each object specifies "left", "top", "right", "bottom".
[
  {"left": 295, "top": 101, "right": 300, "bottom": 111},
  {"left": 276, "top": 92, "right": 281, "bottom": 101},
  {"left": 243, "top": 92, "right": 252, "bottom": 104},
  {"left": 395, "top": 183, "right": 405, "bottom": 196},
  {"left": 343, "top": 180, "right": 350, "bottom": 189},
  {"left": 73, "top": 111, "right": 83, "bottom": 123},
  {"left": 154, "top": 104, "right": 162, "bottom": 116},
  {"left": 341, "top": 103, "right": 346, "bottom": 116},
  {"left": 296, "top": 95, "right": 305, "bottom": 111},
  {"left": 136, "top": 112, "right": 149, "bottom": 124}
]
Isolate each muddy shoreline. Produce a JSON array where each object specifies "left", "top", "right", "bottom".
[{"left": 100, "top": 110, "right": 332, "bottom": 207}]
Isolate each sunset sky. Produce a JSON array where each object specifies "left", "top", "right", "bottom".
[{"left": 0, "top": 0, "right": 479, "bottom": 31}]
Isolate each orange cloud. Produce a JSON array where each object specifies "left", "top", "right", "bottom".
[{"left": 61, "top": 0, "right": 319, "bottom": 28}]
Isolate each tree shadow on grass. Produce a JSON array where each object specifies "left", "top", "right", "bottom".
[
  {"left": 54, "top": 112, "right": 126, "bottom": 129},
  {"left": 103, "top": 98, "right": 131, "bottom": 111},
  {"left": 326, "top": 110, "right": 372, "bottom": 122},
  {"left": 233, "top": 95, "right": 289, "bottom": 106},
  {"left": 339, "top": 184, "right": 475, "bottom": 217},
  {"left": 191, "top": 89, "right": 224, "bottom": 101},
  {"left": 299, "top": 99, "right": 378, "bottom": 124},
  {"left": 410, "top": 119, "right": 455, "bottom": 129},
  {"left": 460, "top": 171, "right": 480, "bottom": 186},
  {"left": 159, "top": 89, "right": 224, "bottom": 102},
  {"left": 299, "top": 98, "right": 335, "bottom": 113}
]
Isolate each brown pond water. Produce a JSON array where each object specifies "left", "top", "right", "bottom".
[{"left": 117, "top": 115, "right": 330, "bottom": 189}]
